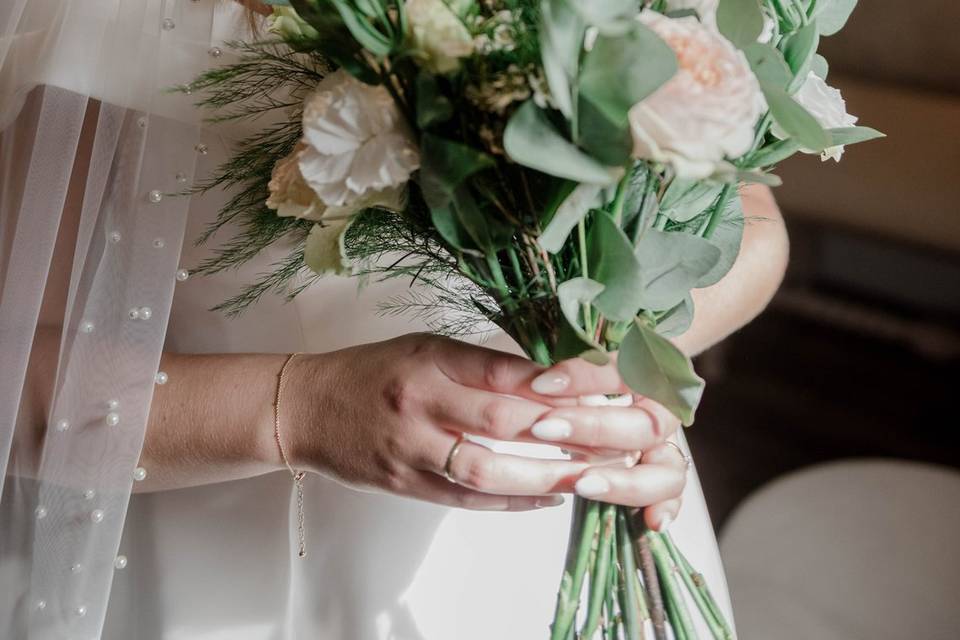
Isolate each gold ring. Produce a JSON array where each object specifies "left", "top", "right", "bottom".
[
  {"left": 443, "top": 434, "right": 467, "bottom": 483},
  {"left": 664, "top": 441, "right": 693, "bottom": 471}
]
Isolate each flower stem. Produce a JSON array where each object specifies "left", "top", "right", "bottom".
[
  {"left": 551, "top": 499, "right": 601, "bottom": 640},
  {"left": 648, "top": 532, "right": 699, "bottom": 640},
  {"left": 582, "top": 504, "right": 617, "bottom": 638},
  {"left": 665, "top": 533, "right": 734, "bottom": 640},
  {"left": 636, "top": 532, "right": 668, "bottom": 640},
  {"left": 616, "top": 508, "right": 642, "bottom": 640}
]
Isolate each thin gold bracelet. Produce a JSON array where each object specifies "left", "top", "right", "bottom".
[{"left": 275, "top": 352, "right": 307, "bottom": 558}]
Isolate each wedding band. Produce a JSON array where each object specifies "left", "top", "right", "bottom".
[
  {"left": 443, "top": 434, "right": 467, "bottom": 483},
  {"left": 664, "top": 441, "right": 693, "bottom": 471}
]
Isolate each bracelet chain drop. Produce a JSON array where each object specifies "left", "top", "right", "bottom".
[{"left": 275, "top": 352, "right": 307, "bottom": 558}]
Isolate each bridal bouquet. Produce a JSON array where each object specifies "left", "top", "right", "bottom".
[{"left": 184, "top": 0, "right": 880, "bottom": 637}]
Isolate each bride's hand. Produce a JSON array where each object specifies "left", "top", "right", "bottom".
[{"left": 284, "top": 334, "right": 686, "bottom": 527}]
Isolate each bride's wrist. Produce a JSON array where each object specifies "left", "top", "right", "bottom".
[{"left": 262, "top": 352, "right": 326, "bottom": 474}]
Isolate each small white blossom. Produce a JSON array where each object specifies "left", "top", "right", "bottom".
[
  {"left": 298, "top": 70, "right": 419, "bottom": 212},
  {"left": 782, "top": 71, "right": 858, "bottom": 161},
  {"left": 406, "top": 0, "right": 474, "bottom": 74},
  {"left": 628, "top": 13, "right": 765, "bottom": 179}
]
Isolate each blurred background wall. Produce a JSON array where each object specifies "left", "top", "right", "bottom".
[
  {"left": 686, "top": 4, "right": 960, "bottom": 637},
  {"left": 687, "top": 0, "right": 960, "bottom": 529}
]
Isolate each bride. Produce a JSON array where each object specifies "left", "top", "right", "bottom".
[{"left": 0, "top": 1, "right": 788, "bottom": 639}]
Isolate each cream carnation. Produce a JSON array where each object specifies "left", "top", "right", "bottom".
[
  {"left": 406, "top": 0, "right": 474, "bottom": 74},
  {"left": 785, "top": 71, "right": 858, "bottom": 161},
  {"left": 628, "top": 13, "right": 765, "bottom": 179},
  {"left": 298, "top": 70, "right": 419, "bottom": 211},
  {"left": 266, "top": 143, "right": 325, "bottom": 221}
]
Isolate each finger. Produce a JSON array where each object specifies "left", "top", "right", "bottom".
[
  {"left": 428, "top": 384, "right": 552, "bottom": 441},
  {"left": 572, "top": 464, "right": 686, "bottom": 508},
  {"left": 408, "top": 471, "right": 566, "bottom": 512},
  {"left": 644, "top": 498, "right": 682, "bottom": 532},
  {"left": 430, "top": 338, "right": 547, "bottom": 396},
  {"left": 443, "top": 438, "right": 589, "bottom": 495},
  {"left": 529, "top": 355, "right": 630, "bottom": 397},
  {"left": 641, "top": 441, "right": 689, "bottom": 472},
  {"left": 528, "top": 406, "right": 673, "bottom": 452}
]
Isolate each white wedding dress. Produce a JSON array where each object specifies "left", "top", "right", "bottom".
[{"left": 1, "top": 2, "right": 734, "bottom": 639}]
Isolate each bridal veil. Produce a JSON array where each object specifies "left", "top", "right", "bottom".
[{"left": 0, "top": 2, "right": 240, "bottom": 637}]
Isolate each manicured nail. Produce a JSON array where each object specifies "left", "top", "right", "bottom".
[
  {"left": 579, "top": 394, "right": 610, "bottom": 407},
  {"left": 531, "top": 418, "right": 572, "bottom": 441},
  {"left": 657, "top": 515, "right": 673, "bottom": 532},
  {"left": 608, "top": 394, "right": 634, "bottom": 407},
  {"left": 536, "top": 495, "right": 565, "bottom": 508},
  {"left": 531, "top": 372, "right": 570, "bottom": 395},
  {"left": 574, "top": 475, "right": 610, "bottom": 498}
]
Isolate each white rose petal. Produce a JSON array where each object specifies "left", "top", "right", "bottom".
[
  {"left": 406, "top": 0, "right": 474, "bottom": 74},
  {"left": 780, "top": 71, "right": 858, "bottom": 162},
  {"left": 628, "top": 13, "right": 766, "bottom": 179},
  {"left": 299, "top": 70, "right": 419, "bottom": 212},
  {"left": 304, "top": 219, "right": 353, "bottom": 276}
]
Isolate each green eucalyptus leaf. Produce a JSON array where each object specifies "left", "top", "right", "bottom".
[
  {"left": 783, "top": 21, "right": 820, "bottom": 91},
  {"left": 540, "top": 184, "right": 603, "bottom": 253},
  {"left": 415, "top": 72, "right": 453, "bottom": 128},
  {"left": 745, "top": 137, "right": 801, "bottom": 168},
  {"left": 572, "top": 0, "right": 637, "bottom": 34},
  {"left": 764, "top": 87, "right": 830, "bottom": 151},
  {"left": 697, "top": 197, "right": 744, "bottom": 287},
  {"left": 634, "top": 229, "right": 721, "bottom": 310},
  {"left": 743, "top": 42, "right": 792, "bottom": 92},
  {"left": 555, "top": 277, "right": 610, "bottom": 364},
  {"left": 430, "top": 204, "right": 477, "bottom": 252},
  {"left": 656, "top": 295, "right": 695, "bottom": 339},
  {"left": 717, "top": 0, "right": 764, "bottom": 49},
  {"left": 588, "top": 213, "right": 644, "bottom": 322},
  {"left": 660, "top": 180, "right": 724, "bottom": 223},
  {"left": 419, "top": 134, "right": 495, "bottom": 209},
  {"left": 811, "top": 53, "right": 829, "bottom": 79},
  {"left": 539, "top": 0, "right": 584, "bottom": 119},
  {"left": 450, "top": 186, "right": 513, "bottom": 252},
  {"left": 814, "top": 0, "right": 858, "bottom": 36},
  {"left": 734, "top": 170, "right": 782, "bottom": 187},
  {"left": 618, "top": 319, "right": 705, "bottom": 426},
  {"left": 577, "top": 97, "right": 634, "bottom": 166},
  {"left": 504, "top": 101, "right": 619, "bottom": 185},
  {"left": 826, "top": 126, "right": 886, "bottom": 146},
  {"left": 579, "top": 24, "right": 678, "bottom": 130}
]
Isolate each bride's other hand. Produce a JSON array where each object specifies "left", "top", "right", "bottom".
[
  {"left": 528, "top": 357, "right": 688, "bottom": 531},
  {"left": 282, "top": 334, "right": 682, "bottom": 515}
]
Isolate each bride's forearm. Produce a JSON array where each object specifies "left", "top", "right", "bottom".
[
  {"left": 21, "top": 331, "right": 289, "bottom": 492},
  {"left": 673, "top": 185, "right": 789, "bottom": 356},
  {"left": 138, "top": 351, "right": 290, "bottom": 492}
]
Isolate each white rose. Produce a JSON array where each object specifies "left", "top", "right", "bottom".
[
  {"left": 783, "top": 71, "right": 858, "bottom": 161},
  {"left": 406, "top": 0, "right": 474, "bottom": 74},
  {"left": 628, "top": 13, "right": 766, "bottom": 179},
  {"left": 298, "top": 70, "right": 419, "bottom": 212}
]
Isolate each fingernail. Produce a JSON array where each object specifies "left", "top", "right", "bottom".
[
  {"left": 531, "top": 372, "right": 570, "bottom": 395},
  {"left": 608, "top": 394, "right": 634, "bottom": 407},
  {"left": 531, "top": 418, "right": 572, "bottom": 441},
  {"left": 536, "top": 495, "right": 565, "bottom": 508},
  {"left": 579, "top": 394, "right": 610, "bottom": 407},
  {"left": 657, "top": 515, "right": 673, "bottom": 532},
  {"left": 574, "top": 475, "right": 610, "bottom": 498}
]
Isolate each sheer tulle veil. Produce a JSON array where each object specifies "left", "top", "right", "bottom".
[{"left": 0, "top": 2, "right": 244, "bottom": 637}]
